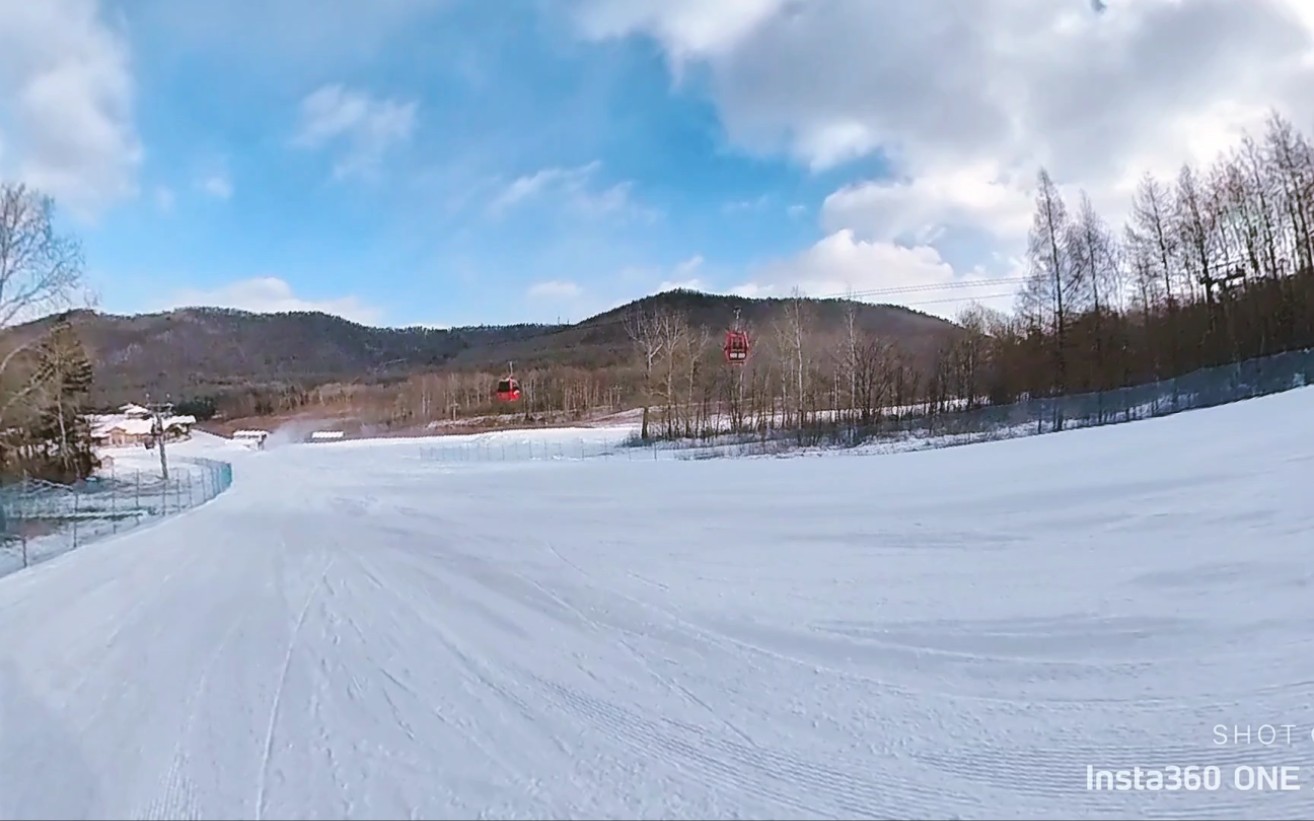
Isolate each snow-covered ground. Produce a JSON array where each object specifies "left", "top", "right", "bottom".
[
  {"left": 1, "top": 389, "right": 1312, "bottom": 818},
  {"left": 95, "top": 429, "right": 252, "bottom": 469}
]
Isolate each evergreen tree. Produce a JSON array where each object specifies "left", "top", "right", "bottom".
[{"left": 31, "top": 317, "right": 97, "bottom": 482}]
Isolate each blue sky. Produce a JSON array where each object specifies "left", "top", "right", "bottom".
[
  {"left": 7, "top": 0, "right": 1313, "bottom": 328},
  {"left": 60, "top": 0, "right": 865, "bottom": 327}
]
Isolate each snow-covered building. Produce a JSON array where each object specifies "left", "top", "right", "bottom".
[
  {"left": 90, "top": 416, "right": 154, "bottom": 447},
  {"left": 163, "top": 415, "right": 197, "bottom": 437},
  {"left": 88, "top": 406, "right": 197, "bottom": 447},
  {"left": 232, "top": 429, "right": 269, "bottom": 448}
]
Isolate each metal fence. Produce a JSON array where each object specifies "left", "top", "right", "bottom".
[
  {"left": 419, "top": 438, "right": 647, "bottom": 464},
  {"left": 417, "top": 349, "right": 1314, "bottom": 463},
  {"left": 672, "top": 347, "right": 1314, "bottom": 458},
  {"left": 0, "top": 456, "right": 234, "bottom": 578}
]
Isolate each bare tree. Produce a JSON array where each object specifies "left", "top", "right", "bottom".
[
  {"left": 1018, "top": 168, "right": 1074, "bottom": 393},
  {"left": 839, "top": 295, "right": 860, "bottom": 424},
  {"left": 778, "top": 288, "right": 811, "bottom": 427},
  {"left": 0, "top": 183, "right": 88, "bottom": 428},
  {"left": 623, "top": 305, "right": 671, "bottom": 440},
  {"left": 1065, "top": 191, "right": 1120, "bottom": 391},
  {"left": 684, "top": 323, "right": 711, "bottom": 437},
  {"left": 1131, "top": 172, "right": 1181, "bottom": 304},
  {"left": 1264, "top": 111, "right": 1314, "bottom": 273},
  {"left": 1174, "top": 163, "right": 1221, "bottom": 305},
  {"left": 950, "top": 303, "right": 994, "bottom": 409},
  {"left": 654, "top": 310, "right": 689, "bottom": 437}
]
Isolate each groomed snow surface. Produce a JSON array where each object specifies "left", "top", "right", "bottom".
[{"left": 2, "top": 389, "right": 1313, "bottom": 819}]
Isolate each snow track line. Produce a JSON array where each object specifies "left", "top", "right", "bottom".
[
  {"left": 51, "top": 544, "right": 214, "bottom": 713},
  {"left": 343, "top": 548, "right": 539, "bottom": 787},
  {"left": 543, "top": 537, "right": 1188, "bottom": 709},
  {"left": 140, "top": 611, "right": 249, "bottom": 821},
  {"left": 536, "top": 540, "right": 759, "bottom": 749},
  {"left": 254, "top": 552, "right": 337, "bottom": 821},
  {"left": 526, "top": 674, "right": 961, "bottom": 819},
  {"left": 140, "top": 745, "right": 203, "bottom": 821},
  {"left": 529, "top": 541, "right": 946, "bottom": 815},
  {"left": 386, "top": 532, "right": 764, "bottom": 755}
]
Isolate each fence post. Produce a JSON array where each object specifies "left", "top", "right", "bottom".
[
  {"left": 72, "top": 489, "right": 80, "bottom": 550},
  {"left": 112, "top": 473, "right": 118, "bottom": 534}
]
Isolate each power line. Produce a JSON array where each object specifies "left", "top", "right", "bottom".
[
  {"left": 833, "top": 275, "right": 1030, "bottom": 298},
  {"left": 893, "top": 291, "right": 1019, "bottom": 307}
]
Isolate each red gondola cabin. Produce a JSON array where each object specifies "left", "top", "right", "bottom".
[
  {"left": 495, "top": 376, "right": 521, "bottom": 401},
  {"left": 723, "top": 329, "right": 750, "bottom": 364}
]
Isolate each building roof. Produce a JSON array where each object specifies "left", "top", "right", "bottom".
[
  {"left": 90, "top": 413, "right": 195, "bottom": 438},
  {"left": 92, "top": 417, "right": 153, "bottom": 436}
]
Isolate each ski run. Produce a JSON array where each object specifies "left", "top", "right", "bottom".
[{"left": 2, "top": 387, "right": 1313, "bottom": 819}]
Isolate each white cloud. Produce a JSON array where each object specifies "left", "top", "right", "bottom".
[
  {"left": 492, "top": 163, "right": 596, "bottom": 211},
  {"left": 731, "top": 229, "right": 1014, "bottom": 319},
  {"left": 291, "top": 83, "right": 417, "bottom": 180},
  {"left": 572, "top": 0, "right": 1314, "bottom": 308},
  {"left": 197, "top": 173, "right": 233, "bottom": 200},
  {"left": 0, "top": 0, "right": 141, "bottom": 218},
  {"left": 578, "top": 0, "right": 1314, "bottom": 183},
  {"left": 571, "top": 0, "right": 786, "bottom": 77},
  {"left": 488, "top": 161, "right": 657, "bottom": 221},
  {"left": 527, "top": 280, "right": 583, "bottom": 300},
  {"left": 822, "top": 160, "right": 1034, "bottom": 247},
  {"left": 163, "top": 276, "right": 384, "bottom": 325}
]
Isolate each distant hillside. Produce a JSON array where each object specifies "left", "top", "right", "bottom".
[
  {"left": 453, "top": 290, "right": 959, "bottom": 372},
  {"left": 1, "top": 307, "right": 552, "bottom": 408},
  {"left": 0, "top": 292, "right": 962, "bottom": 409}
]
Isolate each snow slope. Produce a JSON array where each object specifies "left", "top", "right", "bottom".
[{"left": 1, "top": 389, "right": 1313, "bottom": 819}]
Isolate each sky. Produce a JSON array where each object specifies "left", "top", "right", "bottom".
[{"left": 3, "top": 0, "right": 1314, "bottom": 329}]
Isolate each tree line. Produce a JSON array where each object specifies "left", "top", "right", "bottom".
[
  {"left": 257, "top": 104, "right": 1314, "bottom": 441},
  {"left": 930, "top": 110, "right": 1314, "bottom": 417},
  {"left": 619, "top": 110, "right": 1314, "bottom": 442},
  {"left": 9, "top": 108, "right": 1314, "bottom": 456},
  {"left": 283, "top": 112, "right": 1314, "bottom": 441}
]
